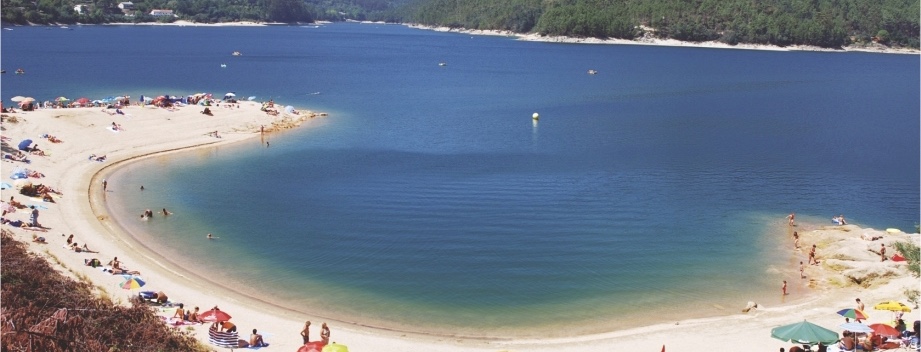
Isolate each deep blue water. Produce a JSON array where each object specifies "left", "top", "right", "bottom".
[{"left": 3, "top": 23, "right": 919, "bottom": 335}]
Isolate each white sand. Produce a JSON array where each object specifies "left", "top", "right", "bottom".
[{"left": 1, "top": 102, "right": 917, "bottom": 351}]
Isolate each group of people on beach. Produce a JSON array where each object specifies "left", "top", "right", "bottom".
[{"left": 300, "top": 321, "right": 331, "bottom": 345}]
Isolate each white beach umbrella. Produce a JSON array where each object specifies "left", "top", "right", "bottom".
[
  {"left": 10, "top": 96, "right": 26, "bottom": 102},
  {"left": 224, "top": 92, "right": 236, "bottom": 97}
]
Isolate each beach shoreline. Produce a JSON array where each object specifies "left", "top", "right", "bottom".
[
  {"left": 405, "top": 23, "right": 921, "bottom": 55},
  {"left": 2, "top": 100, "right": 918, "bottom": 351},
  {"left": 6, "top": 20, "right": 917, "bottom": 55}
]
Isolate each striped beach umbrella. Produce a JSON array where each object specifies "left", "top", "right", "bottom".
[
  {"left": 837, "top": 308, "right": 869, "bottom": 320},
  {"left": 119, "top": 276, "right": 146, "bottom": 290}
]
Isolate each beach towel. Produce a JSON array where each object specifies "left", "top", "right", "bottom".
[{"left": 106, "top": 126, "right": 120, "bottom": 133}]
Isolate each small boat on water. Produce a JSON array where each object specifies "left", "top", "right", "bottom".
[
  {"left": 232, "top": 51, "right": 242, "bottom": 56},
  {"left": 15, "top": 68, "right": 25, "bottom": 74},
  {"left": 220, "top": 64, "right": 227, "bottom": 68},
  {"left": 438, "top": 62, "right": 447, "bottom": 66},
  {"left": 587, "top": 69, "right": 598, "bottom": 75}
]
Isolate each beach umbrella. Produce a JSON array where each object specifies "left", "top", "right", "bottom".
[
  {"left": 119, "top": 276, "right": 146, "bottom": 290},
  {"left": 285, "top": 105, "right": 295, "bottom": 114},
  {"left": 0, "top": 182, "right": 12, "bottom": 190},
  {"left": 10, "top": 96, "right": 26, "bottom": 102},
  {"left": 874, "top": 301, "right": 912, "bottom": 313},
  {"left": 297, "top": 341, "right": 326, "bottom": 352},
  {"left": 869, "top": 323, "right": 901, "bottom": 338},
  {"left": 198, "top": 307, "right": 232, "bottom": 322},
  {"left": 17, "top": 139, "right": 32, "bottom": 151},
  {"left": 837, "top": 308, "right": 869, "bottom": 320},
  {"left": 839, "top": 322, "right": 874, "bottom": 333},
  {"left": 224, "top": 92, "right": 235, "bottom": 97},
  {"left": 247, "top": 96, "right": 256, "bottom": 101},
  {"left": 321, "top": 343, "right": 349, "bottom": 352},
  {"left": 771, "top": 320, "right": 840, "bottom": 345},
  {"left": 55, "top": 96, "right": 69, "bottom": 102},
  {"left": 75, "top": 97, "right": 90, "bottom": 105}
]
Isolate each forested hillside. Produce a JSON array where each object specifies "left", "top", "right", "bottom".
[
  {"left": 399, "top": 0, "right": 919, "bottom": 48},
  {"left": 0, "top": 0, "right": 406, "bottom": 25},
  {"left": 1, "top": 0, "right": 917, "bottom": 49}
]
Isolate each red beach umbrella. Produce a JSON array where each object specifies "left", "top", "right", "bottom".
[
  {"left": 869, "top": 323, "right": 901, "bottom": 338},
  {"left": 75, "top": 97, "right": 90, "bottom": 105},
  {"left": 198, "top": 307, "right": 232, "bottom": 322},
  {"left": 297, "top": 341, "right": 326, "bottom": 352}
]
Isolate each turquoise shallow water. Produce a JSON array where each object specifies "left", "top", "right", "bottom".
[{"left": 3, "top": 23, "right": 919, "bottom": 335}]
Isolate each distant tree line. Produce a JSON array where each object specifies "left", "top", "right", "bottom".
[
  {"left": 0, "top": 0, "right": 317, "bottom": 24},
  {"left": 397, "top": 0, "right": 919, "bottom": 48},
  {"left": 1, "top": 0, "right": 917, "bottom": 49}
]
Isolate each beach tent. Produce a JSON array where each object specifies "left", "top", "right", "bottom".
[{"left": 17, "top": 139, "right": 32, "bottom": 151}]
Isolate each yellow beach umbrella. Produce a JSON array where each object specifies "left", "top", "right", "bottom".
[
  {"left": 321, "top": 343, "right": 349, "bottom": 352},
  {"left": 874, "top": 301, "right": 912, "bottom": 313}
]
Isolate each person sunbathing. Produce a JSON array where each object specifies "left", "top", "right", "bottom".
[
  {"left": 839, "top": 334, "right": 855, "bottom": 351},
  {"left": 47, "top": 135, "right": 62, "bottom": 143},
  {"left": 188, "top": 307, "right": 202, "bottom": 323},
  {"left": 30, "top": 146, "right": 46, "bottom": 156},
  {"left": 2, "top": 218, "right": 27, "bottom": 228},
  {"left": 9, "top": 197, "right": 26, "bottom": 208},
  {"left": 7, "top": 152, "right": 29, "bottom": 162},
  {"left": 84, "top": 258, "right": 102, "bottom": 267},
  {"left": 27, "top": 170, "right": 44, "bottom": 178},
  {"left": 31, "top": 234, "right": 46, "bottom": 243},
  {"left": 250, "top": 329, "right": 266, "bottom": 347},
  {"left": 104, "top": 267, "right": 140, "bottom": 275}
]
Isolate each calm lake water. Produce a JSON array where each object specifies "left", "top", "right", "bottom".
[{"left": 3, "top": 23, "right": 918, "bottom": 336}]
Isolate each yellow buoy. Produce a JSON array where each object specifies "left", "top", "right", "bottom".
[{"left": 532, "top": 112, "right": 539, "bottom": 120}]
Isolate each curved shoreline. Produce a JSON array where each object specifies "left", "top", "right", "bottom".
[
  {"left": 404, "top": 23, "right": 921, "bottom": 55},
  {"left": 2, "top": 102, "right": 917, "bottom": 351}
]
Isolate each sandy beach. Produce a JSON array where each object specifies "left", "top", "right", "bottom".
[{"left": 1, "top": 100, "right": 918, "bottom": 351}]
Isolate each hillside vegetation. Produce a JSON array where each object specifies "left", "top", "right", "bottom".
[
  {"left": 0, "top": 230, "right": 208, "bottom": 352},
  {"left": 1, "top": 0, "right": 917, "bottom": 49},
  {"left": 400, "top": 0, "right": 919, "bottom": 48}
]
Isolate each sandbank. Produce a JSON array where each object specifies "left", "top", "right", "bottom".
[{"left": 1, "top": 100, "right": 917, "bottom": 351}]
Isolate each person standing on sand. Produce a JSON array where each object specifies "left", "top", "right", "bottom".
[
  {"left": 788, "top": 212, "right": 795, "bottom": 226},
  {"left": 320, "top": 323, "right": 330, "bottom": 344},
  {"left": 29, "top": 206, "right": 39, "bottom": 227},
  {"left": 800, "top": 261, "right": 806, "bottom": 279},
  {"left": 782, "top": 280, "right": 788, "bottom": 295},
  {"left": 102, "top": 179, "right": 108, "bottom": 192},
  {"left": 856, "top": 298, "right": 865, "bottom": 322},
  {"left": 793, "top": 232, "right": 800, "bottom": 250},
  {"left": 880, "top": 244, "right": 886, "bottom": 261},
  {"left": 300, "top": 321, "right": 310, "bottom": 344},
  {"left": 809, "top": 244, "right": 818, "bottom": 265}
]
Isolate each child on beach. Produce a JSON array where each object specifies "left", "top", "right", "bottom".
[
  {"left": 782, "top": 280, "right": 788, "bottom": 295},
  {"left": 799, "top": 261, "right": 805, "bottom": 279}
]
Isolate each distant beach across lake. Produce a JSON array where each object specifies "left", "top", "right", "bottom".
[{"left": 2, "top": 22, "right": 918, "bottom": 342}]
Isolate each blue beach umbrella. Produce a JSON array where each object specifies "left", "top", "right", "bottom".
[{"left": 17, "top": 139, "right": 32, "bottom": 151}]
